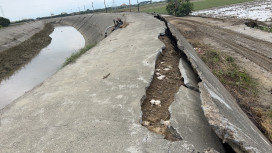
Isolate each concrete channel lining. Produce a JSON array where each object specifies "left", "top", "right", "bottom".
[
  {"left": 0, "top": 21, "right": 44, "bottom": 52},
  {"left": 162, "top": 15, "right": 272, "bottom": 152},
  {"left": 46, "top": 13, "right": 124, "bottom": 47}
]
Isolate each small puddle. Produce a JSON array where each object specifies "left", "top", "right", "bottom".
[{"left": 0, "top": 26, "right": 85, "bottom": 109}]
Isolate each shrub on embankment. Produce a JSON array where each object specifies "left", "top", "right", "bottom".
[
  {"left": 0, "top": 17, "right": 10, "bottom": 27},
  {"left": 166, "top": 0, "right": 193, "bottom": 16}
]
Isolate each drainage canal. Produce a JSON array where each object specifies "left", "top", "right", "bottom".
[{"left": 0, "top": 26, "right": 85, "bottom": 109}]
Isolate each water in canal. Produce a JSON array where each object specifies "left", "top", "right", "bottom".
[{"left": 0, "top": 26, "right": 85, "bottom": 109}]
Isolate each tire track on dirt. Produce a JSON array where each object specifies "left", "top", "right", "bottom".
[{"left": 168, "top": 18, "right": 272, "bottom": 72}]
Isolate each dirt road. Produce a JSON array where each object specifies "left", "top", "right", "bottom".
[
  {"left": 166, "top": 17, "right": 272, "bottom": 108},
  {"left": 166, "top": 16, "right": 272, "bottom": 72}
]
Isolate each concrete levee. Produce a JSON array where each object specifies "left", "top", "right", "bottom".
[
  {"left": 47, "top": 13, "right": 123, "bottom": 46},
  {"left": 162, "top": 15, "right": 272, "bottom": 152},
  {"left": 0, "top": 21, "right": 44, "bottom": 52}
]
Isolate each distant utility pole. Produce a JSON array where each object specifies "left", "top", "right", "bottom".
[
  {"left": 92, "top": 2, "right": 94, "bottom": 10},
  {"left": 0, "top": 6, "right": 5, "bottom": 17},
  {"left": 104, "top": 0, "right": 107, "bottom": 13},
  {"left": 174, "top": 0, "right": 177, "bottom": 16},
  {"left": 129, "top": 0, "right": 131, "bottom": 12},
  {"left": 137, "top": 0, "right": 139, "bottom": 12}
]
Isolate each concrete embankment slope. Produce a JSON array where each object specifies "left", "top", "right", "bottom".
[
  {"left": 48, "top": 13, "right": 123, "bottom": 46},
  {"left": 161, "top": 16, "right": 272, "bottom": 152},
  {"left": 0, "top": 21, "right": 44, "bottom": 52},
  {"left": 0, "top": 12, "right": 271, "bottom": 152},
  {"left": 0, "top": 14, "right": 122, "bottom": 54},
  {"left": 0, "top": 13, "right": 224, "bottom": 152}
]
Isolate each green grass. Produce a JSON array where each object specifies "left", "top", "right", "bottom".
[
  {"left": 62, "top": 44, "right": 95, "bottom": 67},
  {"left": 142, "top": 6, "right": 168, "bottom": 14},
  {"left": 199, "top": 49, "right": 258, "bottom": 96},
  {"left": 268, "top": 109, "right": 272, "bottom": 118},
  {"left": 257, "top": 26, "right": 272, "bottom": 33},
  {"left": 142, "top": 0, "right": 255, "bottom": 14}
]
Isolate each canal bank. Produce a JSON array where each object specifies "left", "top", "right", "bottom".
[
  {"left": 0, "top": 26, "right": 85, "bottom": 109},
  {"left": 0, "top": 13, "right": 123, "bottom": 109}
]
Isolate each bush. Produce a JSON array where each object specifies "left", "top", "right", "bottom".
[
  {"left": 166, "top": 0, "right": 193, "bottom": 16},
  {"left": 0, "top": 17, "right": 10, "bottom": 27}
]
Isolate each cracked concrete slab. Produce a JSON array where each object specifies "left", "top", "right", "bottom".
[
  {"left": 170, "top": 85, "right": 225, "bottom": 152},
  {"left": 179, "top": 57, "right": 199, "bottom": 91},
  {"left": 169, "top": 86, "right": 225, "bottom": 153}
]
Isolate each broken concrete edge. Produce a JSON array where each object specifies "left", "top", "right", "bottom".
[
  {"left": 155, "top": 14, "right": 271, "bottom": 152},
  {"left": 178, "top": 58, "right": 200, "bottom": 92},
  {"left": 199, "top": 82, "right": 257, "bottom": 153}
]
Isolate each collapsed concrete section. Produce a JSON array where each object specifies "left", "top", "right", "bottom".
[{"left": 158, "top": 15, "right": 272, "bottom": 152}]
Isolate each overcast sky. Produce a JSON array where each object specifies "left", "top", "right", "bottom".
[{"left": 0, "top": 0, "right": 162, "bottom": 21}]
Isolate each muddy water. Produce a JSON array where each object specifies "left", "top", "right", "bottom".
[{"left": 0, "top": 26, "right": 85, "bottom": 109}]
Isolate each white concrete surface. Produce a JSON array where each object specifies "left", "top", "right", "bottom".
[{"left": 0, "top": 13, "right": 223, "bottom": 153}]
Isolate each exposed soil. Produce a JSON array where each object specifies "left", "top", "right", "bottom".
[
  {"left": 166, "top": 16, "right": 272, "bottom": 141},
  {"left": 141, "top": 35, "right": 184, "bottom": 141},
  {"left": 0, "top": 23, "right": 54, "bottom": 83}
]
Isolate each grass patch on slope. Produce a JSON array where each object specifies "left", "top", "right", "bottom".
[
  {"left": 199, "top": 48, "right": 258, "bottom": 96},
  {"left": 257, "top": 26, "right": 272, "bottom": 33},
  {"left": 62, "top": 44, "right": 95, "bottom": 67},
  {"left": 192, "top": 41, "right": 272, "bottom": 141}
]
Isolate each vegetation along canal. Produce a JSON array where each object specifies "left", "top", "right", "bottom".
[{"left": 0, "top": 26, "right": 85, "bottom": 109}]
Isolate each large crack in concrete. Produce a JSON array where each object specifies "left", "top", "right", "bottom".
[
  {"left": 140, "top": 14, "right": 235, "bottom": 152},
  {"left": 155, "top": 14, "right": 272, "bottom": 152},
  {"left": 140, "top": 33, "right": 184, "bottom": 141}
]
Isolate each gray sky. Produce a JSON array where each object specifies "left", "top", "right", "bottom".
[{"left": 0, "top": 0, "right": 162, "bottom": 21}]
